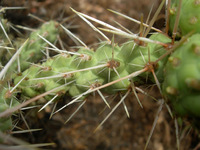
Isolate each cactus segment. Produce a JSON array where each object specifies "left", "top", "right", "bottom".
[
  {"left": 0, "top": 17, "right": 175, "bottom": 133},
  {"left": 1, "top": 2, "right": 200, "bottom": 146},
  {"left": 3, "top": 20, "right": 59, "bottom": 76},
  {"left": 169, "top": 0, "right": 200, "bottom": 36},
  {"left": 163, "top": 34, "right": 200, "bottom": 117},
  {"left": 18, "top": 21, "right": 59, "bottom": 71},
  {"left": 0, "top": 14, "right": 173, "bottom": 132},
  {"left": 9, "top": 32, "right": 171, "bottom": 104},
  {"left": 124, "top": 33, "right": 171, "bottom": 82}
]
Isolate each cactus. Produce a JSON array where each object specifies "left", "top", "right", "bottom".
[
  {"left": 0, "top": 19, "right": 60, "bottom": 80},
  {"left": 169, "top": 0, "right": 200, "bottom": 36},
  {"left": 163, "top": 33, "right": 200, "bottom": 118},
  {"left": 0, "top": 30, "right": 173, "bottom": 132},
  {"left": 11, "top": 20, "right": 59, "bottom": 72},
  {"left": 1, "top": 1, "right": 200, "bottom": 149},
  {"left": 0, "top": 20, "right": 60, "bottom": 131},
  {"left": 10, "top": 32, "right": 171, "bottom": 103}
]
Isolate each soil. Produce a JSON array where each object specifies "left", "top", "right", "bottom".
[{"left": 1, "top": 0, "right": 199, "bottom": 150}]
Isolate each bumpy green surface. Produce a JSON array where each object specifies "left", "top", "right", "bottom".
[
  {"left": 12, "top": 32, "right": 170, "bottom": 101},
  {"left": 0, "top": 20, "right": 59, "bottom": 131},
  {"left": 163, "top": 34, "right": 200, "bottom": 118},
  {"left": 0, "top": 32, "right": 172, "bottom": 132},
  {"left": 169, "top": 0, "right": 200, "bottom": 36},
  {"left": 1, "top": 1, "right": 200, "bottom": 137},
  {"left": 1, "top": 20, "right": 59, "bottom": 76},
  {"left": 124, "top": 33, "right": 171, "bottom": 82},
  {"left": 0, "top": 18, "right": 59, "bottom": 69},
  {"left": 16, "top": 20, "right": 59, "bottom": 71}
]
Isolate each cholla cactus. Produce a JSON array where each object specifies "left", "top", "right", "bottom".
[
  {"left": 0, "top": 19, "right": 60, "bottom": 131},
  {"left": 0, "top": 1, "right": 200, "bottom": 149},
  {"left": 10, "top": 20, "right": 59, "bottom": 73},
  {"left": 12, "top": 32, "right": 171, "bottom": 105}
]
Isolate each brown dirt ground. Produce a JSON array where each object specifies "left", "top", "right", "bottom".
[{"left": 1, "top": 0, "right": 199, "bottom": 150}]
